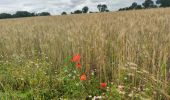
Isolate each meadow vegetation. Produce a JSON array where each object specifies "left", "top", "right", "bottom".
[{"left": 0, "top": 8, "right": 170, "bottom": 99}]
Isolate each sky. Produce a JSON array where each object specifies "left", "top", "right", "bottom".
[{"left": 0, "top": 0, "right": 148, "bottom": 15}]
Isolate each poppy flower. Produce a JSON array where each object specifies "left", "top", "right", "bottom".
[
  {"left": 101, "top": 82, "right": 107, "bottom": 88},
  {"left": 72, "top": 54, "right": 81, "bottom": 62},
  {"left": 80, "top": 74, "right": 86, "bottom": 81},
  {"left": 76, "top": 62, "right": 82, "bottom": 69}
]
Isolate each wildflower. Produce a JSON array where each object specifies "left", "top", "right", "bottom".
[
  {"left": 80, "top": 74, "right": 86, "bottom": 81},
  {"left": 72, "top": 54, "right": 80, "bottom": 62},
  {"left": 93, "top": 96, "right": 103, "bottom": 100},
  {"left": 106, "top": 87, "right": 110, "bottom": 91},
  {"left": 118, "top": 85, "right": 125, "bottom": 91},
  {"left": 119, "top": 91, "right": 125, "bottom": 95},
  {"left": 128, "top": 91, "right": 134, "bottom": 97},
  {"left": 73, "top": 70, "right": 77, "bottom": 74},
  {"left": 111, "top": 82, "right": 114, "bottom": 85},
  {"left": 101, "top": 82, "right": 107, "bottom": 88},
  {"left": 76, "top": 83, "right": 79, "bottom": 86},
  {"left": 91, "top": 71, "right": 94, "bottom": 75},
  {"left": 68, "top": 74, "right": 72, "bottom": 77},
  {"left": 76, "top": 62, "right": 82, "bottom": 69},
  {"left": 124, "top": 77, "right": 127, "bottom": 80}
]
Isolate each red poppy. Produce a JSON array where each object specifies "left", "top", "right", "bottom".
[
  {"left": 80, "top": 74, "right": 86, "bottom": 81},
  {"left": 76, "top": 62, "right": 82, "bottom": 69},
  {"left": 101, "top": 82, "right": 107, "bottom": 88},
  {"left": 72, "top": 54, "right": 81, "bottom": 62}
]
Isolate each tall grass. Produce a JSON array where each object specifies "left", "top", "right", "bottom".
[{"left": 0, "top": 8, "right": 170, "bottom": 99}]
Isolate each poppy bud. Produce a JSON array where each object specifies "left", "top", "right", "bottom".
[{"left": 76, "top": 62, "right": 82, "bottom": 69}]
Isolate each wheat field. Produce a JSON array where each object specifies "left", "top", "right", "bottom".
[{"left": 0, "top": 8, "right": 170, "bottom": 99}]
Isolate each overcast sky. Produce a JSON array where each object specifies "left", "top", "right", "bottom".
[{"left": 0, "top": 0, "right": 148, "bottom": 15}]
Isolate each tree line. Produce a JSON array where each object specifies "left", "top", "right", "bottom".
[
  {"left": 0, "top": 0, "right": 170, "bottom": 19},
  {"left": 62, "top": 0, "right": 170, "bottom": 15},
  {"left": 0, "top": 11, "right": 50, "bottom": 19},
  {"left": 62, "top": 4, "right": 109, "bottom": 15},
  {"left": 119, "top": 0, "right": 170, "bottom": 11}
]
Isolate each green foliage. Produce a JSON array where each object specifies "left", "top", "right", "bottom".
[
  {"left": 0, "top": 54, "right": 169, "bottom": 99},
  {"left": 82, "top": 6, "right": 89, "bottom": 13},
  {"left": 61, "top": 12, "right": 67, "bottom": 15},
  {"left": 97, "top": 4, "right": 108, "bottom": 12},
  {"left": 58, "top": 56, "right": 99, "bottom": 98},
  {"left": 157, "top": 0, "right": 170, "bottom": 7},
  {"left": 119, "top": 0, "right": 158, "bottom": 11},
  {"left": 73, "top": 10, "right": 82, "bottom": 14},
  {"left": 107, "top": 85, "right": 121, "bottom": 100},
  {"left": 13, "top": 11, "right": 35, "bottom": 18},
  {"left": 0, "top": 11, "right": 50, "bottom": 19},
  {"left": 37, "top": 12, "right": 51, "bottom": 16},
  {"left": 142, "top": 0, "right": 154, "bottom": 8},
  {"left": 0, "top": 13, "right": 12, "bottom": 19}
]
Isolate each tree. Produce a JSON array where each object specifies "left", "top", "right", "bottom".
[
  {"left": 0, "top": 13, "right": 12, "bottom": 19},
  {"left": 119, "top": 3, "right": 142, "bottom": 11},
  {"left": 101, "top": 4, "right": 108, "bottom": 12},
  {"left": 132, "top": 2, "right": 138, "bottom": 8},
  {"left": 119, "top": 7, "right": 131, "bottom": 11},
  {"left": 82, "top": 6, "right": 89, "bottom": 13},
  {"left": 156, "top": 0, "right": 170, "bottom": 7},
  {"left": 118, "top": 8, "right": 123, "bottom": 11},
  {"left": 142, "top": 0, "right": 154, "bottom": 8},
  {"left": 30, "top": 13, "right": 36, "bottom": 16},
  {"left": 156, "top": 0, "right": 161, "bottom": 4},
  {"left": 0, "top": 11, "right": 50, "bottom": 19},
  {"left": 13, "top": 11, "right": 33, "bottom": 17},
  {"left": 136, "top": 5, "right": 143, "bottom": 9},
  {"left": 97, "top": 4, "right": 108, "bottom": 12},
  {"left": 89, "top": 11, "right": 98, "bottom": 13},
  {"left": 130, "top": 2, "right": 138, "bottom": 9},
  {"left": 106, "top": 10, "right": 110, "bottom": 12},
  {"left": 129, "top": 2, "right": 143, "bottom": 10},
  {"left": 61, "top": 12, "right": 67, "bottom": 15},
  {"left": 38, "top": 12, "right": 51, "bottom": 16},
  {"left": 97, "top": 4, "right": 102, "bottom": 12},
  {"left": 74, "top": 10, "right": 82, "bottom": 14}
]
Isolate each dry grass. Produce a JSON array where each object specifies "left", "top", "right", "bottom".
[{"left": 0, "top": 8, "right": 170, "bottom": 99}]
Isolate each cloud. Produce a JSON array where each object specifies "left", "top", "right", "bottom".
[{"left": 0, "top": 0, "right": 146, "bottom": 15}]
